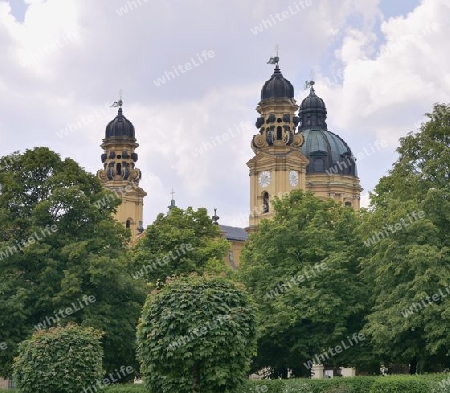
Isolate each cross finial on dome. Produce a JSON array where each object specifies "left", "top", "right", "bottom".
[{"left": 168, "top": 189, "right": 177, "bottom": 213}]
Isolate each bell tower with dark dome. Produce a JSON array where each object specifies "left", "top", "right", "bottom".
[
  {"left": 299, "top": 82, "right": 362, "bottom": 208},
  {"left": 246, "top": 62, "right": 308, "bottom": 232},
  {"left": 97, "top": 100, "right": 147, "bottom": 237}
]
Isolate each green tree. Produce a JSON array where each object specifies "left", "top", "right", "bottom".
[
  {"left": 136, "top": 273, "right": 257, "bottom": 393},
  {"left": 0, "top": 147, "right": 145, "bottom": 377},
  {"left": 239, "top": 190, "right": 372, "bottom": 377},
  {"left": 0, "top": 280, "right": 28, "bottom": 377},
  {"left": 370, "top": 103, "right": 450, "bottom": 206},
  {"left": 361, "top": 103, "right": 450, "bottom": 372},
  {"left": 13, "top": 324, "right": 103, "bottom": 393},
  {"left": 130, "top": 206, "right": 230, "bottom": 283}
]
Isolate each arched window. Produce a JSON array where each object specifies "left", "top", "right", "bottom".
[
  {"left": 276, "top": 126, "right": 282, "bottom": 140},
  {"left": 117, "top": 163, "right": 122, "bottom": 175},
  {"left": 126, "top": 219, "right": 131, "bottom": 228},
  {"left": 345, "top": 201, "right": 352, "bottom": 207},
  {"left": 263, "top": 192, "right": 269, "bottom": 213}
]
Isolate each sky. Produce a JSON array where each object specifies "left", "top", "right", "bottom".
[{"left": 0, "top": 0, "right": 448, "bottom": 228}]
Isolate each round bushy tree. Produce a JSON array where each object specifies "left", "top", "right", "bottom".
[
  {"left": 13, "top": 324, "right": 103, "bottom": 393},
  {"left": 137, "top": 273, "right": 257, "bottom": 393}
]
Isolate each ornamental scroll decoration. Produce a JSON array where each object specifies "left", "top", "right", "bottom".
[
  {"left": 291, "top": 133, "right": 304, "bottom": 147},
  {"left": 97, "top": 169, "right": 108, "bottom": 182},
  {"left": 253, "top": 134, "right": 269, "bottom": 148}
]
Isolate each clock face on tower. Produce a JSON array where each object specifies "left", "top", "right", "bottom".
[
  {"left": 258, "top": 171, "right": 271, "bottom": 188},
  {"left": 289, "top": 170, "right": 298, "bottom": 186}
]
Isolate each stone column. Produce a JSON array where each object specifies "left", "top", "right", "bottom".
[{"left": 311, "top": 364, "right": 324, "bottom": 379}]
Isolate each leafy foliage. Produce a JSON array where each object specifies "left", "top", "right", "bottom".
[
  {"left": 243, "top": 375, "right": 450, "bottom": 392},
  {"left": 0, "top": 148, "right": 146, "bottom": 376},
  {"left": 239, "top": 190, "right": 373, "bottom": 376},
  {"left": 130, "top": 206, "right": 231, "bottom": 283},
  {"left": 370, "top": 103, "right": 450, "bottom": 207},
  {"left": 136, "top": 273, "right": 257, "bottom": 393},
  {"left": 12, "top": 324, "right": 103, "bottom": 393},
  {"left": 368, "top": 375, "right": 440, "bottom": 393},
  {"left": 103, "top": 386, "right": 146, "bottom": 393},
  {"left": 31, "top": 374, "right": 448, "bottom": 393},
  {"left": 361, "top": 104, "right": 450, "bottom": 371}
]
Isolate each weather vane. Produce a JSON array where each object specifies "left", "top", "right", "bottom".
[
  {"left": 266, "top": 44, "right": 279, "bottom": 65},
  {"left": 111, "top": 89, "right": 123, "bottom": 108},
  {"left": 304, "top": 80, "right": 315, "bottom": 90},
  {"left": 304, "top": 69, "right": 316, "bottom": 90}
]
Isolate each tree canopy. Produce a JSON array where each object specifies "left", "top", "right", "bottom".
[
  {"left": 136, "top": 273, "right": 257, "bottom": 393},
  {"left": 239, "top": 190, "right": 372, "bottom": 377},
  {"left": 130, "top": 206, "right": 231, "bottom": 284},
  {"left": 360, "top": 103, "right": 450, "bottom": 373},
  {"left": 0, "top": 147, "right": 145, "bottom": 377},
  {"left": 13, "top": 324, "right": 103, "bottom": 393}
]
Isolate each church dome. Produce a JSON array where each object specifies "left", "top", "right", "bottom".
[
  {"left": 300, "top": 129, "right": 357, "bottom": 176},
  {"left": 261, "top": 65, "right": 294, "bottom": 100},
  {"left": 105, "top": 107, "right": 135, "bottom": 139},
  {"left": 298, "top": 83, "right": 357, "bottom": 176}
]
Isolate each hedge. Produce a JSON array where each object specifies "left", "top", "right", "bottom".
[
  {"left": 103, "top": 386, "right": 146, "bottom": 393},
  {"left": 101, "top": 375, "right": 450, "bottom": 392},
  {"left": 367, "top": 374, "right": 450, "bottom": 393},
  {"left": 243, "top": 377, "right": 377, "bottom": 392},
  {"left": 243, "top": 375, "right": 450, "bottom": 392},
  {"left": 4, "top": 374, "right": 450, "bottom": 392}
]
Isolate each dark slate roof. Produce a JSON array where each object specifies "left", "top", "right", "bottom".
[
  {"left": 298, "top": 85, "right": 328, "bottom": 131},
  {"left": 261, "top": 65, "right": 294, "bottom": 100},
  {"left": 105, "top": 108, "right": 135, "bottom": 139},
  {"left": 219, "top": 225, "right": 248, "bottom": 242}
]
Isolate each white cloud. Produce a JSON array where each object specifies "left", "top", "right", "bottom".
[{"left": 0, "top": 0, "right": 447, "bottom": 226}]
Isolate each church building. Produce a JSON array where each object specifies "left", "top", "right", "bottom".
[
  {"left": 97, "top": 101, "right": 147, "bottom": 238},
  {"left": 97, "top": 62, "right": 362, "bottom": 267},
  {"left": 222, "top": 62, "right": 362, "bottom": 267}
]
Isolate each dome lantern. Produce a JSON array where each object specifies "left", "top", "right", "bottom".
[{"left": 298, "top": 81, "right": 327, "bottom": 131}]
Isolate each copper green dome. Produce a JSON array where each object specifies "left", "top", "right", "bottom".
[
  {"left": 261, "top": 65, "right": 294, "bottom": 100},
  {"left": 299, "top": 84, "right": 357, "bottom": 177},
  {"left": 300, "top": 129, "right": 357, "bottom": 176},
  {"left": 105, "top": 107, "right": 135, "bottom": 139}
]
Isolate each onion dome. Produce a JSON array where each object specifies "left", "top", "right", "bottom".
[
  {"left": 105, "top": 107, "right": 135, "bottom": 139},
  {"left": 298, "top": 82, "right": 327, "bottom": 131},
  {"left": 261, "top": 65, "right": 294, "bottom": 100}
]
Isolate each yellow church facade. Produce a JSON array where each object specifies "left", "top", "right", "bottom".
[
  {"left": 96, "top": 103, "right": 146, "bottom": 238},
  {"left": 227, "top": 63, "right": 362, "bottom": 267},
  {"left": 97, "top": 63, "right": 362, "bottom": 267}
]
